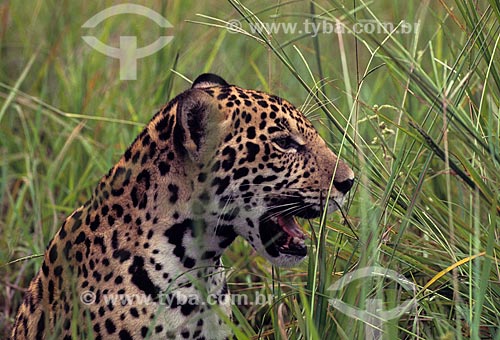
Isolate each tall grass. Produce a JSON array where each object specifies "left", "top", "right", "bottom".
[{"left": 1, "top": 1, "right": 498, "bottom": 339}]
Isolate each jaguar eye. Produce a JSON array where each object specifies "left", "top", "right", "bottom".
[{"left": 273, "top": 136, "right": 301, "bottom": 150}]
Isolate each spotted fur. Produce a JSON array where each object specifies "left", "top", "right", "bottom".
[{"left": 11, "top": 74, "right": 354, "bottom": 340}]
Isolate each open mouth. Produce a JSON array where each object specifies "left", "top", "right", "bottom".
[{"left": 259, "top": 211, "right": 315, "bottom": 258}]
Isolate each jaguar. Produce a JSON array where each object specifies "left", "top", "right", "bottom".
[{"left": 11, "top": 73, "right": 354, "bottom": 339}]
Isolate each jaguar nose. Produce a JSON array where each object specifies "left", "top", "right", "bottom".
[{"left": 333, "top": 178, "right": 354, "bottom": 194}]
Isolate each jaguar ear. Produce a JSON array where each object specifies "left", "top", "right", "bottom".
[
  {"left": 192, "top": 73, "right": 229, "bottom": 89},
  {"left": 175, "top": 89, "right": 224, "bottom": 163}
]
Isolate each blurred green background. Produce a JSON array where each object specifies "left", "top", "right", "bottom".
[{"left": 1, "top": 1, "right": 499, "bottom": 339}]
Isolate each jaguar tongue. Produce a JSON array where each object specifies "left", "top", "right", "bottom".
[
  {"left": 273, "top": 214, "right": 307, "bottom": 256},
  {"left": 277, "top": 215, "right": 306, "bottom": 239}
]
